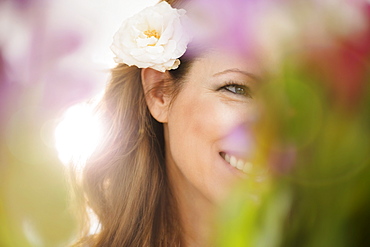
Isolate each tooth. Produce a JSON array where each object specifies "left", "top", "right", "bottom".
[
  {"left": 243, "top": 162, "right": 253, "bottom": 173},
  {"left": 225, "top": 153, "right": 230, "bottom": 163},
  {"left": 237, "top": 159, "right": 244, "bottom": 170},
  {"left": 230, "top": 156, "right": 237, "bottom": 167}
]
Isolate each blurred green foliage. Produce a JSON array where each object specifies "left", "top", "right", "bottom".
[
  {"left": 0, "top": 106, "right": 77, "bottom": 247},
  {"left": 215, "top": 46, "right": 370, "bottom": 247}
]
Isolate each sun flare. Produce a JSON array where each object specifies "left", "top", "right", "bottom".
[{"left": 54, "top": 101, "right": 103, "bottom": 167}]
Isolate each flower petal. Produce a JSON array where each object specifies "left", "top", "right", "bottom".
[{"left": 110, "top": 1, "right": 189, "bottom": 71}]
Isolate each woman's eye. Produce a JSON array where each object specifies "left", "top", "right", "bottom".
[{"left": 222, "top": 84, "right": 251, "bottom": 97}]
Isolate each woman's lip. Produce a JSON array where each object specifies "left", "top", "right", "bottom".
[{"left": 220, "top": 148, "right": 250, "bottom": 160}]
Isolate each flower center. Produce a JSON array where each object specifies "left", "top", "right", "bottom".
[{"left": 144, "top": 29, "right": 160, "bottom": 39}]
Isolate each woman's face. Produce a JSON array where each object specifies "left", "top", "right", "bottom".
[{"left": 164, "top": 51, "right": 260, "bottom": 203}]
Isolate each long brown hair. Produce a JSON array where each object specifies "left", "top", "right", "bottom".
[{"left": 69, "top": 1, "right": 192, "bottom": 245}]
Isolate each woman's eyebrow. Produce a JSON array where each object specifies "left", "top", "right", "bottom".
[{"left": 213, "top": 68, "right": 260, "bottom": 82}]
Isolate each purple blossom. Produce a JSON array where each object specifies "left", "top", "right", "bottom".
[{"left": 222, "top": 124, "right": 256, "bottom": 159}]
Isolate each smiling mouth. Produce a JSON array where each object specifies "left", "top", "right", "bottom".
[{"left": 220, "top": 152, "right": 253, "bottom": 174}]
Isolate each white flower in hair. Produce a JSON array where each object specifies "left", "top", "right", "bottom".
[{"left": 111, "top": 1, "right": 189, "bottom": 72}]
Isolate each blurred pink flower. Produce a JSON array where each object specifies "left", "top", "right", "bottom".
[
  {"left": 221, "top": 124, "right": 256, "bottom": 159},
  {"left": 186, "top": 0, "right": 275, "bottom": 57},
  {"left": 269, "top": 145, "right": 297, "bottom": 174},
  {"left": 304, "top": 18, "right": 370, "bottom": 108},
  {"left": 0, "top": 0, "right": 103, "bottom": 122}
]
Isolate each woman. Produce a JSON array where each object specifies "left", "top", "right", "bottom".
[{"left": 71, "top": 0, "right": 260, "bottom": 246}]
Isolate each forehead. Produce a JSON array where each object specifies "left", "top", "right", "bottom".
[{"left": 187, "top": 50, "right": 260, "bottom": 78}]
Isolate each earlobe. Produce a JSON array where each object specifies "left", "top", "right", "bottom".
[{"left": 141, "top": 68, "right": 170, "bottom": 123}]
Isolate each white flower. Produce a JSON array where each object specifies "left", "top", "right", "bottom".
[{"left": 111, "top": 1, "right": 189, "bottom": 72}]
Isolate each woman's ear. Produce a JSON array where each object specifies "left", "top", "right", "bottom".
[{"left": 141, "top": 68, "right": 171, "bottom": 123}]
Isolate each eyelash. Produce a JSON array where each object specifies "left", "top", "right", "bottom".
[{"left": 219, "top": 81, "right": 252, "bottom": 98}]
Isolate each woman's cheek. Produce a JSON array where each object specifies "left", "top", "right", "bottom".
[
  {"left": 191, "top": 97, "right": 224, "bottom": 133},
  {"left": 214, "top": 101, "right": 249, "bottom": 133}
]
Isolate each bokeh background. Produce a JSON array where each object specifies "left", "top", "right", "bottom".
[{"left": 0, "top": 0, "right": 156, "bottom": 246}]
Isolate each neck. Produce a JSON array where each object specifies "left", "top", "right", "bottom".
[
  {"left": 165, "top": 155, "right": 216, "bottom": 247},
  {"left": 179, "top": 178, "right": 214, "bottom": 247},
  {"left": 163, "top": 125, "right": 216, "bottom": 247}
]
